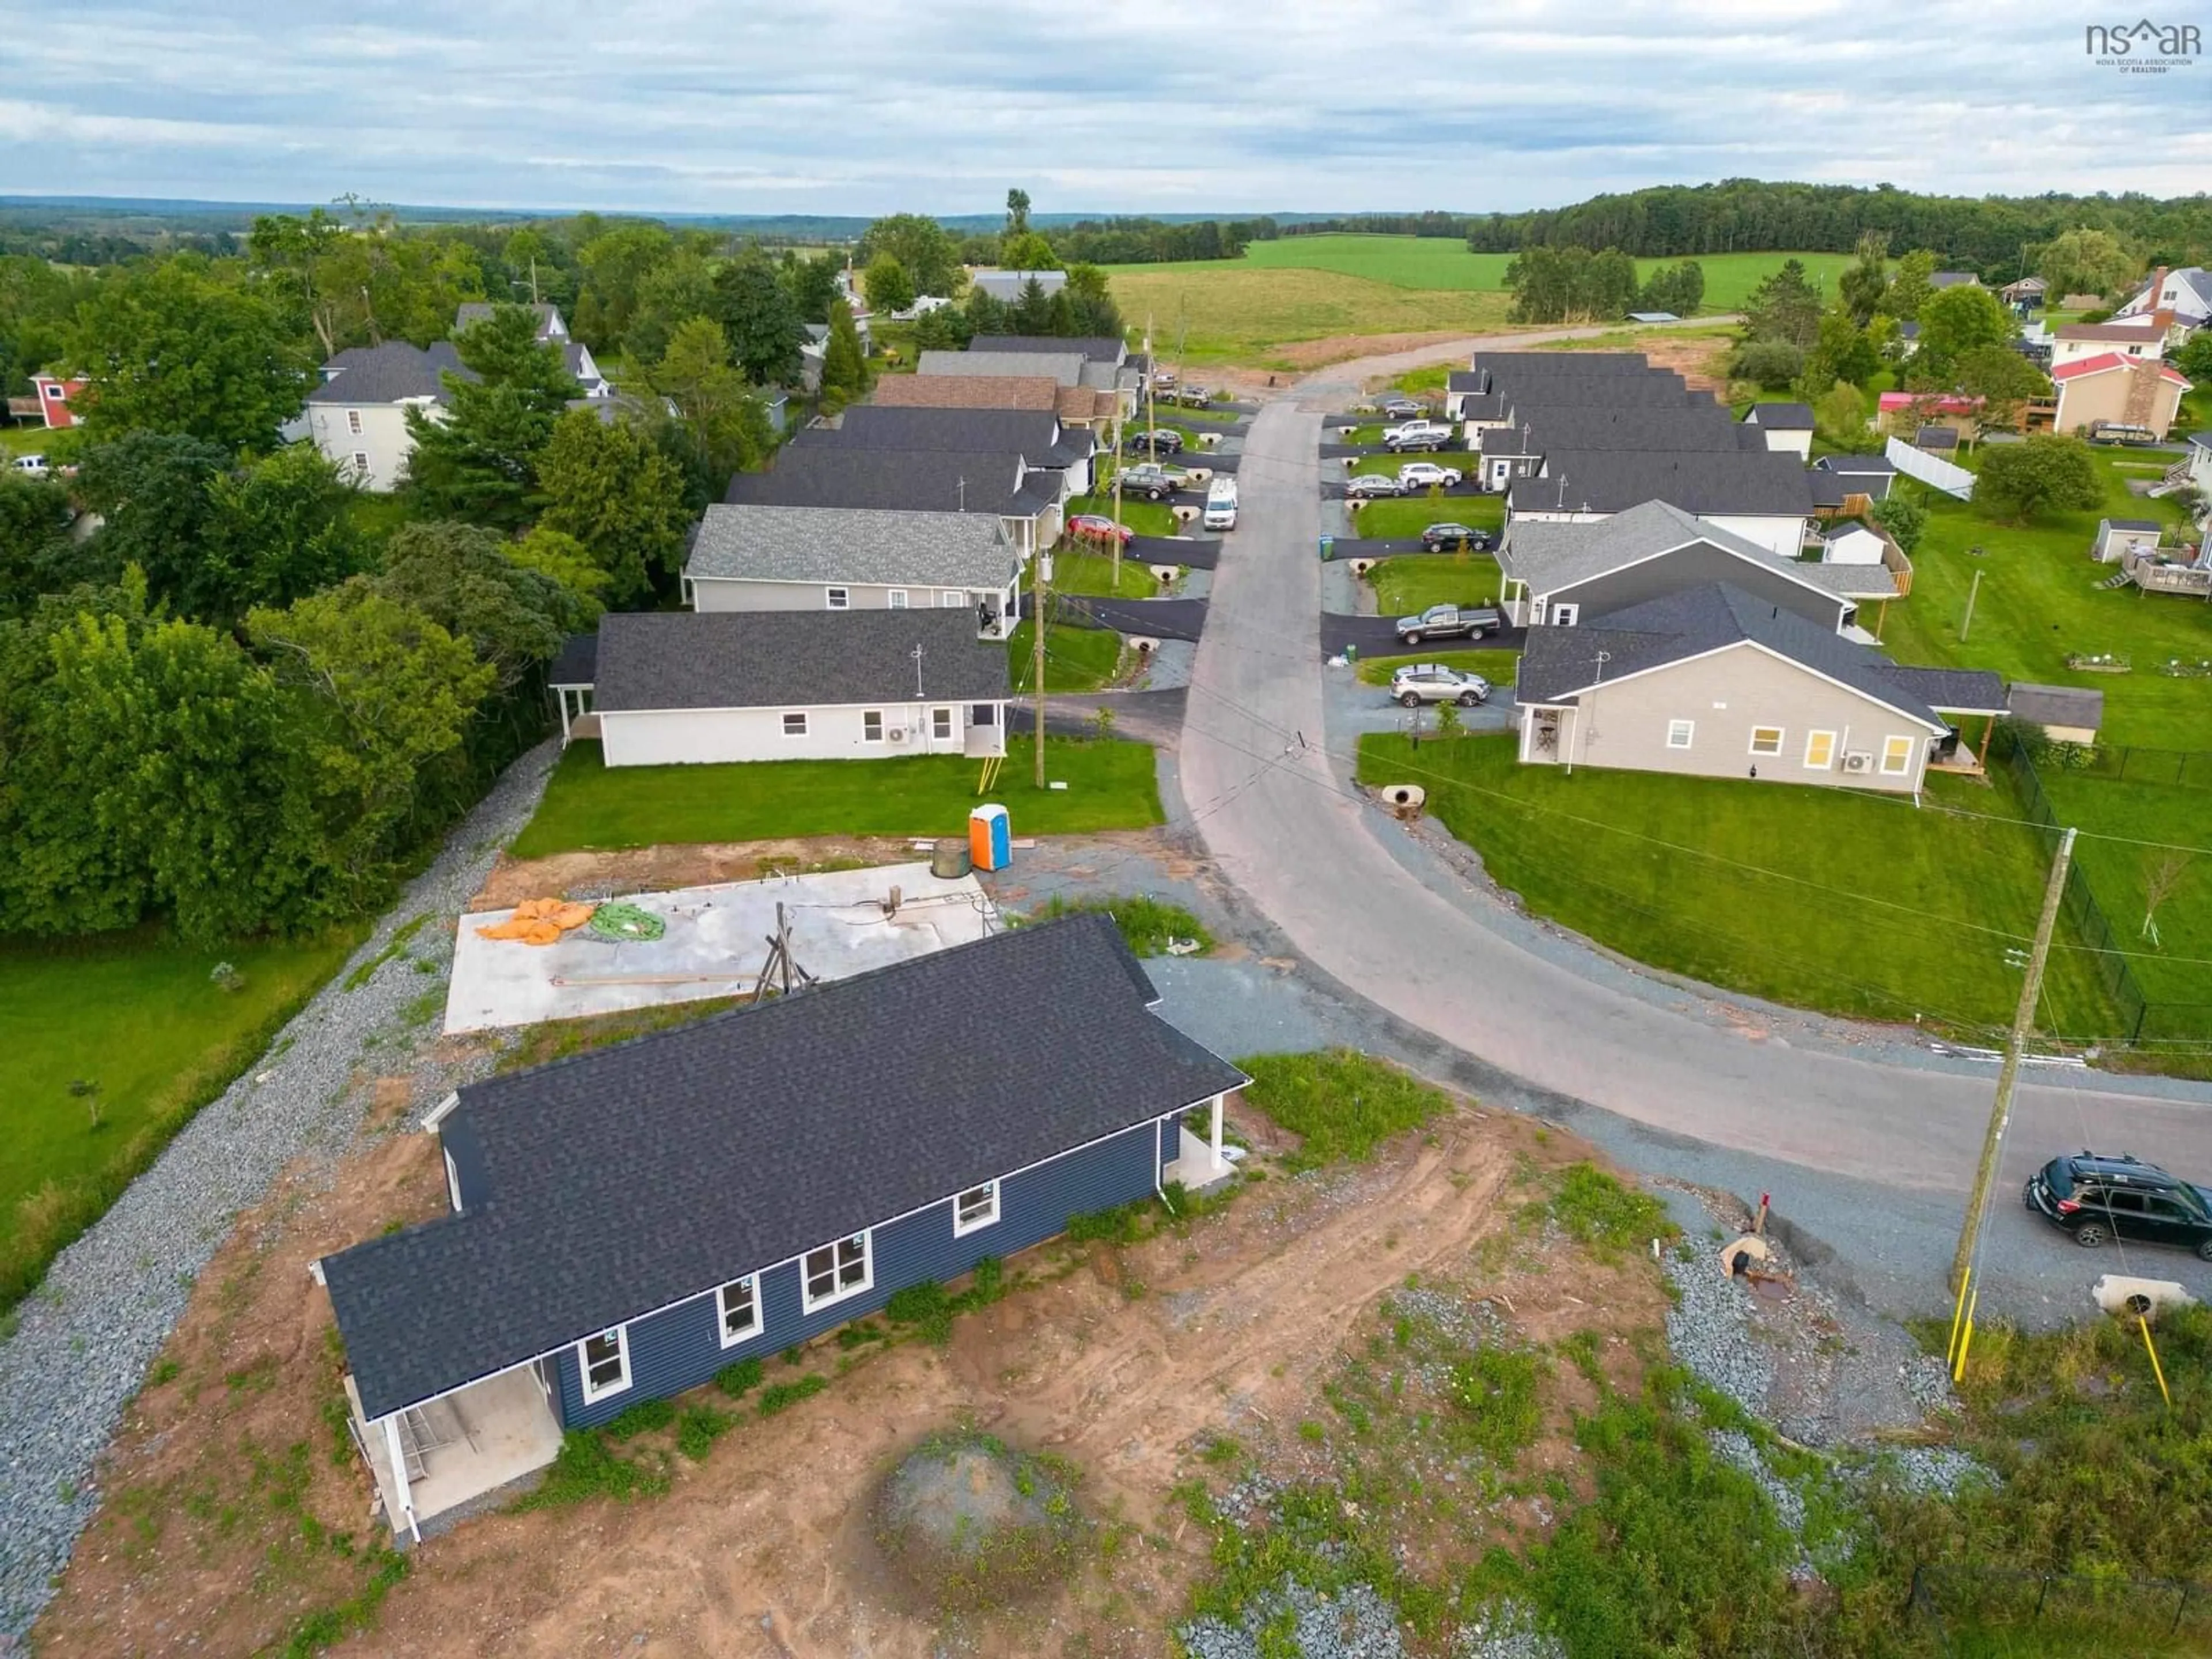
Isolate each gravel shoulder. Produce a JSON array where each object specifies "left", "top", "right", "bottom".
[{"left": 0, "top": 740, "right": 562, "bottom": 1642}]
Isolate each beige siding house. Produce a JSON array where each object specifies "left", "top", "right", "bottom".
[
  {"left": 1516, "top": 584, "right": 2005, "bottom": 794},
  {"left": 2050, "top": 353, "right": 2194, "bottom": 442},
  {"left": 304, "top": 341, "right": 471, "bottom": 491}
]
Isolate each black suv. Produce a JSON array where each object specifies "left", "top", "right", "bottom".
[{"left": 2024, "top": 1151, "right": 2212, "bottom": 1259}]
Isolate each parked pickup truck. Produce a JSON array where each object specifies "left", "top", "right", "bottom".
[
  {"left": 1394, "top": 603, "right": 1503, "bottom": 645},
  {"left": 1118, "top": 463, "right": 1190, "bottom": 500},
  {"left": 1384, "top": 421, "right": 1457, "bottom": 452}
]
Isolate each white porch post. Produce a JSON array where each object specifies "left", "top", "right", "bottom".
[
  {"left": 381, "top": 1414, "right": 421, "bottom": 1544},
  {"left": 1209, "top": 1092, "right": 1224, "bottom": 1170},
  {"left": 557, "top": 689, "right": 573, "bottom": 744}
]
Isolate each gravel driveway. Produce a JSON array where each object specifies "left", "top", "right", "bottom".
[{"left": 0, "top": 740, "right": 562, "bottom": 1643}]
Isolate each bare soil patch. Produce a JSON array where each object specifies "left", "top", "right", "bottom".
[
  {"left": 474, "top": 836, "right": 922, "bottom": 911},
  {"left": 35, "top": 1079, "right": 1665, "bottom": 1658},
  {"left": 1632, "top": 331, "right": 1733, "bottom": 392},
  {"left": 1272, "top": 329, "right": 1488, "bottom": 371}
]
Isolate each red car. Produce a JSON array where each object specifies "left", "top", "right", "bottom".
[{"left": 1068, "top": 514, "right": 1134, "bottom": 546}]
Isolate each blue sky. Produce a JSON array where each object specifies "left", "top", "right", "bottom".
[{"left": 1, "top": 1, "right": 2207, "bottom": 215}]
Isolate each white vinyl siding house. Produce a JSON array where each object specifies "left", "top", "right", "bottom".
[{"left": 601, "top": 702, "right": 990, "bottom": 766}]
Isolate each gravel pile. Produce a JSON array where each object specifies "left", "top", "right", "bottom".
[
  {"left": 1452, "top": 1599, "right": 1565, "bottom": 1659},
  {"left": 1707, "top": 1428, "right": 1806, "bottom": 1537},
  {"left": 1662, "top": 1248, "right": 1772, "bottom": 1421},
  {"left": 1870, "top": 1445, "right": 1992, "bottom": 1499},
  {"left": 1180, "top": 1581, "right": 1407, "bottom": 1659},
  {"left": 0, "top": 740, "right": 560, "bottom": 1644},
  {"left": 1388, "top": 1287, "right": 1509, "bottom": 1354}
]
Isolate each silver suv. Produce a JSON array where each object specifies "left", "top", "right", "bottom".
[{"left": 1391, "top": 662, "right": 1491, "bottom": 707}]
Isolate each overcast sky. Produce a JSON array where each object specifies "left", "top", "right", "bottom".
[{"left": 2, "top": 1, "right": 2208, "bottom": 217}]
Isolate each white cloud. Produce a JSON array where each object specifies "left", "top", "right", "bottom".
[{"left": 0, "top": 0, "right": 2205, "bottom": 212}]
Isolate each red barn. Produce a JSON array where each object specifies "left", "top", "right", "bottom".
[{"left": 30, "top": 374, "right": 85, "bottom": 429}]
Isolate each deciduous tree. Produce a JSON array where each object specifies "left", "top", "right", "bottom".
[
  {"left": 855, "top": 214, "right": 960, "bottom": 298},
  {"left": 711, "top": 249, "right": 805, "bottom": 387},
  {"left": 1837, "top": 230, "right": 1891, "bottom": 326},
  {"left": 1973, "top": 434, "right": 2103, "bottom": 522},
  {"left": 1868, "top": 493, "right": 1927, "bottom": 554},
  {"left": 863, "top": 253, "right": 915, "bottom": 315},
  {"left": 819, "top": 300, "right": 868, "bottom": 407},
  {"left": 1878, "top": 250, "right": 1937, "bottom": 322},
  {"left": 649, "top": 316, "right": 773, "bottom": 491},
  {"left": 536, "top": 408, "right": 692, "bottom": 603},
  {"left": 1955, "top": 344, "right": 2050, "bottom": 434},
  {"left": 2034, "top": 228, "right": 2137, "bottom": 306},
  {"left": 375, "top": 520, "right": 568, "bottom": 689},
  {"left": 1917, "top": 285, "right": 2015, "bottom": 378}
]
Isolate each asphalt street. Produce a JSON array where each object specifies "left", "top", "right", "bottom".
[{"left": 1177, "top": 328, "right": 2212, "bottom": 1321}]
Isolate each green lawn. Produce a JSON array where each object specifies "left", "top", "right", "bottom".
[
  {"left": 512, "top": 737, "right": 1164, "bottom": 856},
  {"left": 1354, "top": 649, "right": 1518, "bottom": 687},
  {"left": 0, "top": 929, "right": 362, "bottom": 1308},
  {"left": 1104, "top": 265, "right": 1518, "bottom": 368},
  {"left": 1066, "top": 491, "right": 1175, "bottom": 540},
  {"left": 1344, "top": 495, "right": 1504, "bottom": 541},
  {"left": 1365, "top": 555, "right": 1503, "bottom": 616},
  {"left": 1357, "top": 732, "right": 2118, "bottom": 1037},
  {"left": 1051, "top": 549, "right": 1162, "bottom": 599},
  {"left": 1878, "top": 455, "right": 2203, "bottom": 748},
  {"left": 1007, "top": 618, "right": 1122, "bottom": 691}
]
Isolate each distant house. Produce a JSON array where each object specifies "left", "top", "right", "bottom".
[
  {"left": 2048, "top": 320, "right": 2167, "bottom": 370},
  {"left": 454, "top": 301, "right": 569, "bottom": 340},
  {"left": 553, "top": 608, "right": 1009, "bottom": 765},
  {"left": 1476, "top": 404, "right": 1745, "bottom": 493},
  {"left": 968, "top": 334, "right": 1126, "bottom": 369},
  {"left": 1506, "top": 449, "right": 1817, "bottom": 560},
  {"left": 869, "top": 372, "right": 1120, "bottom": 431},
  {"left": 1498, "top": 499, "right": 1863, "bottom": 632},
  {"left": 2000, "top": 276, "right": 2048, "bottom": 311},
  {"left": 914, "top": 347, "right": 1135, "bottom": 414},
  {"left": 2091, "top": 517, "right": 2167, "bottom": 564},
  {"left": 801, "top": 404, "right": 1097, "bottom": 494},
  {"left": 681, "top": 504, "right": 1024, "bottom": 638},
  {"left": 28, "top": 373, "right": 85, "bottom": 429},
  {"left": 1929, "top": 272, "right": 1982, "bottom": 290},
  {"left": 304, "top": 341, "right": 474, "bottom": 491},
  {"left": 454, "top": 302, "right": 609, "bottom": 397},
  {"left": 1515, "top": 583, "right": 2004, "bottom": 791},
  {"left": 319, "top": 916, "right": 1246, "bottom": 1540},
  {"left": 1877, "top": 391, "right": 1981, "bottom": 435},
  {"left": 1740, "top": 402, "right": 1815, "bottom": 460},
  {"left": 2115, "top": 266, "right": 2212, "bottom": 332},
  {"left": 2007, "top": 684, "right": 2103, "bottom": 746},
  {"left": 723, "top": 446, "right": 1065, "bottom": 558},
  {"left": 2050, "top": 353, "right": 2193, "bottom": 442},
  {"left": 967, "top": 269, "right": 1069, "bottom": 304}
]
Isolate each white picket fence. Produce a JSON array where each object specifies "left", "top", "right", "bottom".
[{"left": 1884, "top": 435, "right": 1975, "bottom": 501}]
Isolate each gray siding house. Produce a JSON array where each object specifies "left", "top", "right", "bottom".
[
  {"left": 682, "top": 504, "right": 1024, "bottom": 637},
  {"left": 1499, "top": 501, "right": 1855, "bottom": 631},
  {"left": 723, "top": 446, "right": 1065, "bottom": 559},
  {"left": 802, "top": 405, "right": 1097, "bottom": 494},
  {"left": 1507, "top": 449, "right": 1816, "bottom": 561},
  {"left": 1516, "top": 582, "right": 2004, "bottom": 793},
  {"left": 319, "top": 917, "right": 1247, "bottom": 1541}
]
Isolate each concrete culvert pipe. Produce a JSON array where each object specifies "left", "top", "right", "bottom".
[
  {"left": 1148, "top": 565, "right": 1179, "bottom": 586},
  {"left": 1184, "top": 467, "right": 1213, "bottom": 486},
  {"left": 1350, "top": 558, "right": 1376, "bottom": 578},
  {"left": 1171, "top": 505, "right": 1200, "bottom": 527},
  {"left": 1130, "top": 635, "right": 1160, "bottom": 656},
  {"left": 1380, "top": 783, "right": 1425, "bottom": 814}
]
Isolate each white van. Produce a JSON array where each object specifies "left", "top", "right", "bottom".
[{"left": 1202, "top": 475, "right": 1238, "bottom": 531}]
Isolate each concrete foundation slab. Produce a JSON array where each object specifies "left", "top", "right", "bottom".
[{"left": 445, "top": 862, "right": 999, "bottom": 1033}]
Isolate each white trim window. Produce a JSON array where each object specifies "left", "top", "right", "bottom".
[
  {"left": 1881, "top": 734, "right": 1915, "bottom": 775},
  {"left": 717, "top": 1276, "right": 762, "bottom": 1346},
  {"left": 1804, "top": 730, "right": 1837, "bottom": 769},
  {"left": 350, "top": 451, "right": 370, "bottom": 475},
  {"left": 931, "top": 707, "right": 954, "bottom": 741},
  {"left": 802, "top": 1233, "right": 871, "bottom": 1312},
  {"left": 1550, "top": 602, "right": 1580, "bottom": 626},
  {"left": 863, "top": 711, "right": 885, "bottom": 743},
  {"left": 1749, "top": 726, "right": 1784, "bottom": 756},
  {"left": 953, "top": 1180, "right": 1000, "bottom": 1236},
  {"left": 887, "top": 589, "right": 908, "bottom": 609},
  {"left": 1665, "top": 719, "right": 1695, "bottom": 750},
  {"left": 940, "top": 589, "right": 964, "bottom": 607},
  {"left": 782, "top": 711, "right": 808, "bottom": 737},
  {"left": 825, "top": 587, "right": 850, "bottom": 610},
  {"left": 578, "top": 1327, "right": 630, "bottom": 1402},
  {"left": 346, "top": 408, "right": 364, "bottom": 435}
]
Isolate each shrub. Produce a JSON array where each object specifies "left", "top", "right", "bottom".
[
  {"left": 714, "top": 1356, "right": 764, "bottom": 1399},
  {"left": 676, "top": 1404, "right": 735, "bottom": 1460},
  {"left": 518, "top": 1430, "right": 670, "bottom": 1508},
  {"left": 601, "top": 1397, "right": 676, "bottom": 1440},
  {"left": 757, "top": 1373, "right": 828, "bottom": 1417},
  {"left": 885, "top": 1280, "right": 956, "bottom": 1344}
]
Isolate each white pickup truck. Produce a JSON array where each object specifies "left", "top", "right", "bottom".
[{"left": 1202, "top": 475, "right": 1238, "bottom": 531}]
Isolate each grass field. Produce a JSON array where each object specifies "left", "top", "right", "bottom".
[
  {"left": 1066, "top": 492, "right": 1175, "bottom": 540},
  {"left": 512, "top": 737, "right": 1164, "bottom": 856},
  {"left": 1107, "top": 236, "right": 1853, "bottom": 366},
  {"left": 1354, "top": 649, "right": 1518, "bottom": 687},
  {"left": 1344, "top": 495, "right": 1505, "bottom": 541},
  {"left": 1366, "top": 556, "right": 1504, "bottom": 616},
  {"left": 1007, "top": 618, "right": 1122, "bottom": 691},
  {"left": 0, "top": 930, "right": 362, "bottom": 1308},
  {"left": 1050, "top": 549, "right": 1161, "bottom": 599},
  {"left": 1357, "top": 732, "right": 2117, "bottom": 1036}
]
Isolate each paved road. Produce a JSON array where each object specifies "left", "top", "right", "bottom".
[{"left": 1180, "top": 333, "right": 2212, "bottom": 1302}]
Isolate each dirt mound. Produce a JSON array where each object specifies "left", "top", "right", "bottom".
[{"left": 873, "top": 1431, "right": 1084, "bottom": 1612}]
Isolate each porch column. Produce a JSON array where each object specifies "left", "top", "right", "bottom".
[
  {"left": 1209, "top": 1093, "right": 1224, "bottom": 1170},
  {"left": 557, "top": 689, "right": 573, "bottom": 744},
  {"left": 382, "top": 1414, "right": 421, "bottom": 1544}
]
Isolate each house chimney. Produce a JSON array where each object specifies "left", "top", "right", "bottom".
[{"left": 2148, "top": 267, "right": 2169, "bottom": 310}]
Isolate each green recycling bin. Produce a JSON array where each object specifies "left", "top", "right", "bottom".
[
  {"left": 1320, "top": 534, "right": 1335, "bottom": 561},
  {"left": 1345, "top": 642, "right": 1359, "bottom": 663}
]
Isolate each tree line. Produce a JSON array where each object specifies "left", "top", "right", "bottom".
[
  {"left": 1467, "top": 179, "right": 2212, "bottom": 276},
  {"left": 1503, "top": 249, "right": 1706, "bottom": 323}
]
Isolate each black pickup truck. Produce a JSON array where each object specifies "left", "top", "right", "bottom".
[{"left": 1393, "top": 603, "right": 1504, "bottom": 645}]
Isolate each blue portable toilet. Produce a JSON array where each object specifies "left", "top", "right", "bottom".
[{"left": 968, "top": 804, "right": 1012, "bottom": 872}]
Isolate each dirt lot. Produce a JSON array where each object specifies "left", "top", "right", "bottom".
[
  {"left": 473, "top": 835, "right": 927, "bottom": 911},
  {"left": 35, "top": 1081, "right": 1667, "bottom": 1658},
  {"left": 1629, "top": 330, "right": 1733, "bottom": 392}
]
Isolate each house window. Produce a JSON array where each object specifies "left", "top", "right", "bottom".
[
  {"left": 825, "top": 587, "right": 850, "bottom": 610},
  {"left": 350, "top": 452, "right": 370, "bottom": 475},
  {"left": 1881, "top": 735, "right": 1915, "bottom": 775},
  {"left": 717, "top": 1276, "right": 762, "bottom": 1346},
  {"left": 802, "top": 1233, "right": 871, "bottom": 1311},
  {"left": 888, "top": 589, "right": 909, "bottom": 609},
  {"left": 1804, "top": 730, "right": 1837, "bottom": 769},
  {"left": 578, "top": 1327, "right": 630, "bottom": 1402},
  {"left": 42, "top": 384, "right": 62, "bottom": 400},
  {"left": 932, "top": 707, "right": 953, "bottom": 740},
  {"left": 953, "top": 1180, "right": 1001, "bottom": 1236},
  {"left": 1550, "top": 603, "right": 1580, "bottom": 626},
  {"left": 1749, "top": 726, "right": 1784, "bottom": 756},
  {"left": 782, "top": 712, "right": 808, "bottom": 737},
  {"left": 1666, "top": 719, "right": 1695, "bottom": 749},
  {"left": 346, "top": 409, "right": 363, "bottom": 435},
  {"left": 863, "top": 711, "right": 885, "bottom": 743},
  {"left": 940, "top": 590, "right": 964, "bottom": 607}
]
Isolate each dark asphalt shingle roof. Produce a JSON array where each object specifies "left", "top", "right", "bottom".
[
  {"left": 1510, "top": 450, "right": 1815, "bottom": 517},
  {"left": 1478, "top": 406, "right": 1744, "bottom": 457},
  {"left": 1517, "top": 582, "right": 1980, "bottom": 725},
  {"left": 2008, "top": 683, "right": 2104, "bottom": 729},
  {"left": 1808, "top": 472, "right": 1849, "bottom": 509},
  {"left": 589, "top": 608, "right": 1007, "bottom": 711},
  {"left": 684, "top": 503, "right": 1019, "bottom": 589},
  {"left": 724, "top": 447, "right": 1060, "bottom": 520},
  {"left": 2101, "top": 517, "right": 2163, "bottom": 532},
  {"left": 323, "top": 916, "right": 1246, "bottom": 1419},
  {"left": 548, "top": 632, "right": 597, "bottom": 687},
  {"left": 809, "top": 406, "right": 1093, "bottom": 469},
  {"left": 968, "top": 334, "right": 1124, "bottom": 363},
  {"left": 1744, "top": 402, "right": 1815, "bottom": 429},
  {"left": 1916, "top": 426, "right": 1960, "bottom": 450},
  {"left": 1815, "top": 453, "right": 1897, "bottom": 476},
  {"left": 456, "top": 301, "right": 562, "bottom": 337},
  {"left": 305, "top": 341, "right": 472, "bottom": 405}
]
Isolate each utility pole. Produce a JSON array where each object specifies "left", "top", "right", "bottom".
[
  {"left": 1031, "top": 546, "right": 1050, "bottom": 787},
  {"left": 1960, "top": 569, "right": 1983, "bottom": 643},
  {"left": 1950, "top": 827, "right": 2076, "bottom": 1294}
]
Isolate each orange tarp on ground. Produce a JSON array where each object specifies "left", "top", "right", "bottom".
[{"left": 474, "top": 898, "right": 597, "bottom": 946}]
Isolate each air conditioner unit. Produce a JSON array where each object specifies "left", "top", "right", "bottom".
[
  {"left": 886, "top": 728, "right": 907, "bottom": 743},
  {"left": 1843, "top": 752, "right": 1872, "bottom": 774}
]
